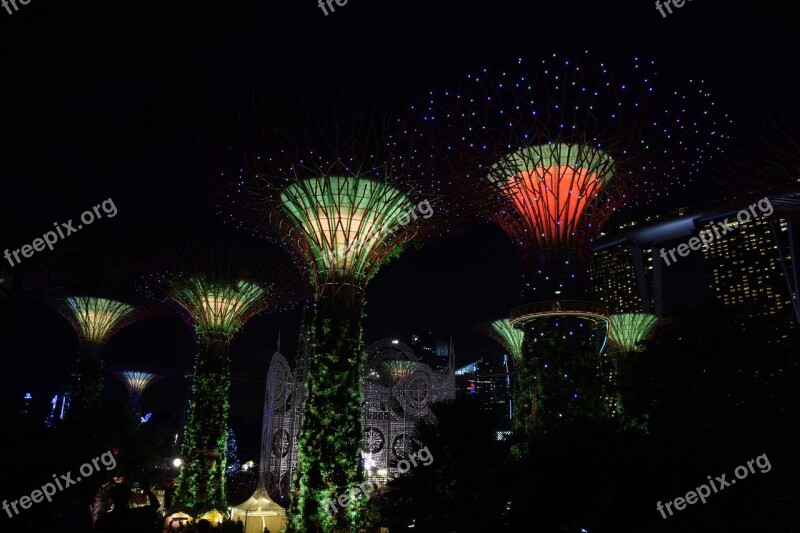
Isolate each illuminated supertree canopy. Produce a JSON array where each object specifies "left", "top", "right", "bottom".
[
  {"left": 419, "top": 52, "right": 727, "bottom": 301},
  {"left": 47, "top": 294, "right": 144, "bottom": 425},
  {"left": 608, "top": 313, "right": 660, "bottom": 353},
  {"left": 169, "top": 278, "right": 267, "bottom": 341},
  {"left": 383, "top": 359, "right": 419, "bottom": 382},
  {"left": 64, "top": 296, "right": 135, "bottom": 348},
  {"left": 148, "top": 241, "right": 305, "bottom": 514},
  {"left": 489, "top": 143, "right": 615, "bottom": 255},
  {"left": 150, "top": 243, "right": 303, "bottom": 345},
  {"left": 483, "top": 319, "right": 525, "bottom": 363},
  {"left": 114, "top": 370, "right": 160, "bottom": 405},
  {"left": 278, "top": 175, "right": 413, "bottom": 287},
  {"left": 408, "top": 53, "right": 727, "bottom": 441},
  {"left": 211, "top": 89, "right": 470, "bottom": 531}
]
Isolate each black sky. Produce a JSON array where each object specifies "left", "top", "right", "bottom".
[{"left": 0, "top": 0, "right": 796, "bottom": 424}]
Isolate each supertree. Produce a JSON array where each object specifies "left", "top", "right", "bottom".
[
  {"left": 50, "top": 295, "right": 143, "bottom": 423},
  {"left": 606, "top": 313, "right": 660, "bottom": 425},
  {"left": 417, "top": 53, "right": 726, "bottom": 439},
  {"left": 485, "top": 319, "right": 524, "bottom": 362},
  {"left": 608, "top": 313, "right": 660, "bottom": 354},
  {"left": 480, "top": 319, "right": 527, "bottom": 434},
  {"left": 221, "top": 89, "right": 463, "bottom": 532},
  {"left": 148, "top": 241, "right": 305, "bottom": 513},
  {"left": 112, "top": 370, "right": 161, "bottom": 422}
]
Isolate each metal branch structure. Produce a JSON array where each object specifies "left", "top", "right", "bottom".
[
  {"left": 608, "top": 313, "right": 660, "bottom": 354},
  {"left": 61, "top": 296, "right": 135, "bottom": 353},
  {"left": 416, "top": 53, "right": 726, "bottom": 440},
  {"left": 485, "top": 319, "right": 525, "bottom": 363},
  {"left": 148, "top": 242, "right": 305, "bottom": 513},
  {"left": 278, "top": 176, "right": 414, "bottom": 289},
  {"left": 223, "top": 89, "right": 464, "bottom": 531}
]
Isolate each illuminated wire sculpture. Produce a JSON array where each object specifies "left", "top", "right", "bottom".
[{"left": 232, "top": 349, "right": 291, "bottom": 533}]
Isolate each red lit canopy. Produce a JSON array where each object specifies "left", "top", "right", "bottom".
[{"left": 488, "top": 144, "right": 615, "bottom": 248}]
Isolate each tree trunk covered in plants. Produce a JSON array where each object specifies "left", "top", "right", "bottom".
[
  {"left": 289, "top": 284, "right": 369, "bottom": 532},
  {"left": 521, "top": 316, "right": 609, "bottom": 441},
  {"left": 174, "top": 337, "right": 231, "bottom": 512}
]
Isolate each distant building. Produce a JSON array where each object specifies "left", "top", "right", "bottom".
[
  {"left": 591, "top": 246, "right": 652, "bottom": 313},
  {"left": 701, "top": 216, "right": 796, "bottom": 325},
  {"left": 592, "top": 197, "right": 799, "bottom": 326},
  {"left": 455, "top": 355, "right": 513, "bottom": 435}
]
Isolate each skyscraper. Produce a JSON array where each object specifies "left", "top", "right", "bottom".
[{"left": 702, "top": 216, "right": 796, "bottom": 326}]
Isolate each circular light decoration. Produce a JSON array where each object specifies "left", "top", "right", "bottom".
[
  {"left": 392, "top": 433, "right": 420, "bottom": 460},
  {"left": 395, "top": 366, "right": 432, "bottom": 417},
  {"left": 363, "top": 427, "right": 385, "bottom": 454}
]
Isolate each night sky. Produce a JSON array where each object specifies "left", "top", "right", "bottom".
[{"left": 1, "top": 1, "right": 795, "bottom": 429}]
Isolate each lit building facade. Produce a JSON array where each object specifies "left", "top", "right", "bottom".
[
  {"left": 593, "top": 197, "right": 799, "bottom": 327},
  {"left": 455, "top": 355, "right": 513, "bottom": 435},
  {"left": 701, "top": 217, "right": 796, "bottom": 324}
]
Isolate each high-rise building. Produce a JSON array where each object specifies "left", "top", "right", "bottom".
[
  {"left": 592, "top": 198, "right": 799, "bottom": 329},
  {"left": 591, "top": 246, "right": 651, "bottom": 313},
  {"left": 455, "top": 355, "right": 513, "bottom": 436},
  {"left": 701, "top": 217, "right": 796, "bottom": 325}
]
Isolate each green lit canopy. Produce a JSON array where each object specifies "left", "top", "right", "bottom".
[
  {"left": 279, "top": 176, "right": 413, "bottom": 283},
  {"left": 116, "top": 371, "right": 159, "bottom": 400},
  {"left": 65, "top": 296, "right": 134, "bottom": 346},
  {"left": 608, "top": 313, "right": 659, "bottom": 353},
  {"left": 490, "top": 319, "right": 525, "bottom": 362},
  {"left": 170, "top": 278, "right": 265, "bottom": 340}
]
